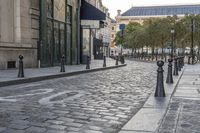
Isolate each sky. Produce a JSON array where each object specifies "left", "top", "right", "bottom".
[{"left": 102, "top": 0, "right": 200, "bottom": 18}]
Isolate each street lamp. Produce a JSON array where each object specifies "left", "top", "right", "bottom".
[
  {"left": 171, "top": 28, "right": 175, "bottom": 59},
  {"left": 166, "top": 28, "right": 175, "bottom": 84},
  {"left": 191, "top": 18, "right": 195, "bottom": 64}
]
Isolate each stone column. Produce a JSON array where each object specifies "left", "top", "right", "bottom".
[{"left": 14, "top": 0, "right": 21, "bottom": 43}]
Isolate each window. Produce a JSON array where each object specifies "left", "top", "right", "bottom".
[
  {"left": 66, "top": 5, "right": 72, "bottom": 24},
  {"left": 112, "top": 27, "right": 115, "bottom": 30},
  {"left": 41, "top": 0, "right": 78, "bottom": 66},
  {"left": 54, "top": 0, "right": 65, "bottom": 22},
  {"left": 46, "top": 0, "right": 53, "bottom": 18}
]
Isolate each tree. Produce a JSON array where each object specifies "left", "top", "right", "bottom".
[{"left": 114, "top": 14, "right": 200, "bottom": 59}]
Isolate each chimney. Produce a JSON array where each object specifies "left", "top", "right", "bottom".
[{"left": 117, "top": 10, "right": 121, "bottom": 16}]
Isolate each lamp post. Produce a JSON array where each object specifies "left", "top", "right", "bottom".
[
  {"left": 191, "top": 18, "right": 195, "bottom": 65},
  {"left": 166, "top": 28, "right": 175, "bottom": 84},
  {"left": 171, "top": 28, "right": 175, "bottom": 59}
]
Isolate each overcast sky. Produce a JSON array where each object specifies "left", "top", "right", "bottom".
[{"left": 102, "top": 0, "right": 200, "bottom": 18}]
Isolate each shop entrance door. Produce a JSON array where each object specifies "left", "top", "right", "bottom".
[{"left": 53, "top": 21, "right": 66, "bottom": 65}]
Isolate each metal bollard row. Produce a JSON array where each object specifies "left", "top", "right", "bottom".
[{"left": 155, "top": 56, "right": 185, "bottom": 97}]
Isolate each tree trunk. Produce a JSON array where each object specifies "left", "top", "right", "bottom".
[
  {"left": 156, "top": 48, "right": 158, "bottom": 61},
  {"left": 161, "top": 35, "right": 164, "bottom": 59},
  {"left": 131, "top": 48, "right": 134, "bottom": 57},
  {"left": 142, "top": 47, "right": 144, "bottom": 59},
  {"left": 146, "top": 47, "right": 149, "bottom": 60},
  {"left": 152, "top": 47, "right": 155, "bottom": 61}
]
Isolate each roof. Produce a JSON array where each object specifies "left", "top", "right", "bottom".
[{"left": 122, "top": 4, "right": 200, "bottom": 16}]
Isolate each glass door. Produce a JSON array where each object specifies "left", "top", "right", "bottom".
[
  {"left": 60, "top": 23, "right": 65, "bottom": 58},
  {"left": 54, "top": 21, "right": 60, "bottom": 64}
]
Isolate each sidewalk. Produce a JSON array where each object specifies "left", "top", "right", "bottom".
[
  {"left": 0, "top": 58, "right": 125, "bottom": 87},
  {"left": 119, "top": 61, "right": 185, "bottom": 133},
  {"left": 157, "top": 64, "right": 200, "bottom": 133}
]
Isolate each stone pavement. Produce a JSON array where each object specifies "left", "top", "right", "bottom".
[
  {"left": 157, "top": 64, "right": 200, "bottom": 133},
  {"left": 119, "top": 60, "right": 184, "bottom": 133},
  {"left": 0, "top": 60, "right": 158, "bottom": 133}
]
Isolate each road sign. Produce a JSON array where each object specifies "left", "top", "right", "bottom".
[{"left": 119, "top": 24, "right": 125, "bottom": 30}]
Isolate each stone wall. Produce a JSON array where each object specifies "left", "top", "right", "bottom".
[
  {"left": 0, "top": 0, "right": 38, "bottom": 69},
  {"left": 0, "top": 0, "right": 14, "bottom": 43}
]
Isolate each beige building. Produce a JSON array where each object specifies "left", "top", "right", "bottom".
[
  {"left": 116, "top": 4, "right": 200, "bottom": 32},
  {"left": 0, "top": 0, "right": 81, "bottom": 69},
  {"left": 81, "top": 0, "right": 112, "bottom": 59},
  {"left": 111, "top": 20, "right": 117, "bottom": 44},
  {"left": 0, "top": 0, "right": 38, "bottom": 69}
]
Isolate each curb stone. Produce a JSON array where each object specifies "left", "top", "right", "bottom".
[{"left": 0, "top": 64, "right": 127, "bottom": 87}]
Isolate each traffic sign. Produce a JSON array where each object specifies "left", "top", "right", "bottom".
[{"left": 119, "top": 24, "right": 125, "bottom": 30}]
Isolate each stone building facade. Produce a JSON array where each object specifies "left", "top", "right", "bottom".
[
  {"left": 0, "top": 0, "right": 38, "bottom": 69},
  {"left": 0, "top": 0, "right": 80, "bottom": 69},
  {"left": 116, "top": 4, "right": 200, "bottom": 32},
  {"left": 81, "top": 0, "right": 111, "bottom": 59},
  {"left": 40, "top": 0, "right": 80, "bottom": 67}
]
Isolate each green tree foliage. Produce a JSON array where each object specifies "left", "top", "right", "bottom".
[{"left": 114, "top": 14, "right": 200, "bottom": 57}]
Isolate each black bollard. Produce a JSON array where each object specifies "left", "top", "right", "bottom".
[
  {"left": 173, "top": 57, "right": 178, "bottom": 76},
  {"left": 179, "top": 57, "right": 183, "bottom": 68},
  {"left": 156, "top": 54, "right": 158, "bottom": 61},
  {"left": 86, "top": 55, "right": 90, "bottom": 69},
  {"left": 178, "top": 57, "right": 181, "bottom": 71},
  {"left": 166, "top": 59, "right": 173, "bottom": 84},
  {"left": 182, "top": 56, "right": 185, "bottom": 66},
  {"left": 188, "top": 56, "right": 191, "bottom": 64},
  {"left": 18, "top": 55, "right": 24, "bottom": 78},
  {"left": 60, "top": 55, "right": 65, "bottom": 72},
  {"left": 121, "top": 55, "right": 125, "bottom": 64},
  {"left": 115, "top": 56, "right": 118, "bottom": 66},
  {"left": 103, "top": 56, "right": 106, "bottom": 67},
  {"left": 181, "top": 57, "right": 184, "bottom": 68},
  {"left": 164, "top": 55, "right": 167, "bottom": 62},
  {"left": 155, "top": 60, "right": 165, "bottom": 97}
]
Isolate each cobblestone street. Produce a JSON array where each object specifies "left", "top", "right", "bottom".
[{"left": 0, "top": 61, "right": 157, "bottom": 133}]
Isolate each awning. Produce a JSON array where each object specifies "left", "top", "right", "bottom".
[{"left": 80, "top": 0, "right": 106, "bottom": 20}]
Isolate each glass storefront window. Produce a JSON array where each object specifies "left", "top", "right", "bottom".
[
  {"left": 47, "top": 0, "right": 53, "bottom": 18},
  {"left": 60, "top": 23, "right": 65, "bottom": 56},
  {"left": 41, "top": 0, "right": 76, "bottom": 66},
  {"left": 46, "top": 20, "right": 53, "bottom": 64},
  {"left": 54, "top": 22, "right": 60, "bottom": 63},
  {"left": 66, "top": 24, "right": 72, "bottom": 64},
  {"left": 82, "top": 29, "right": 90, "bottom": 56},
  {"left": 66, "top": 5, "right": 72, "bottom": 24}
]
